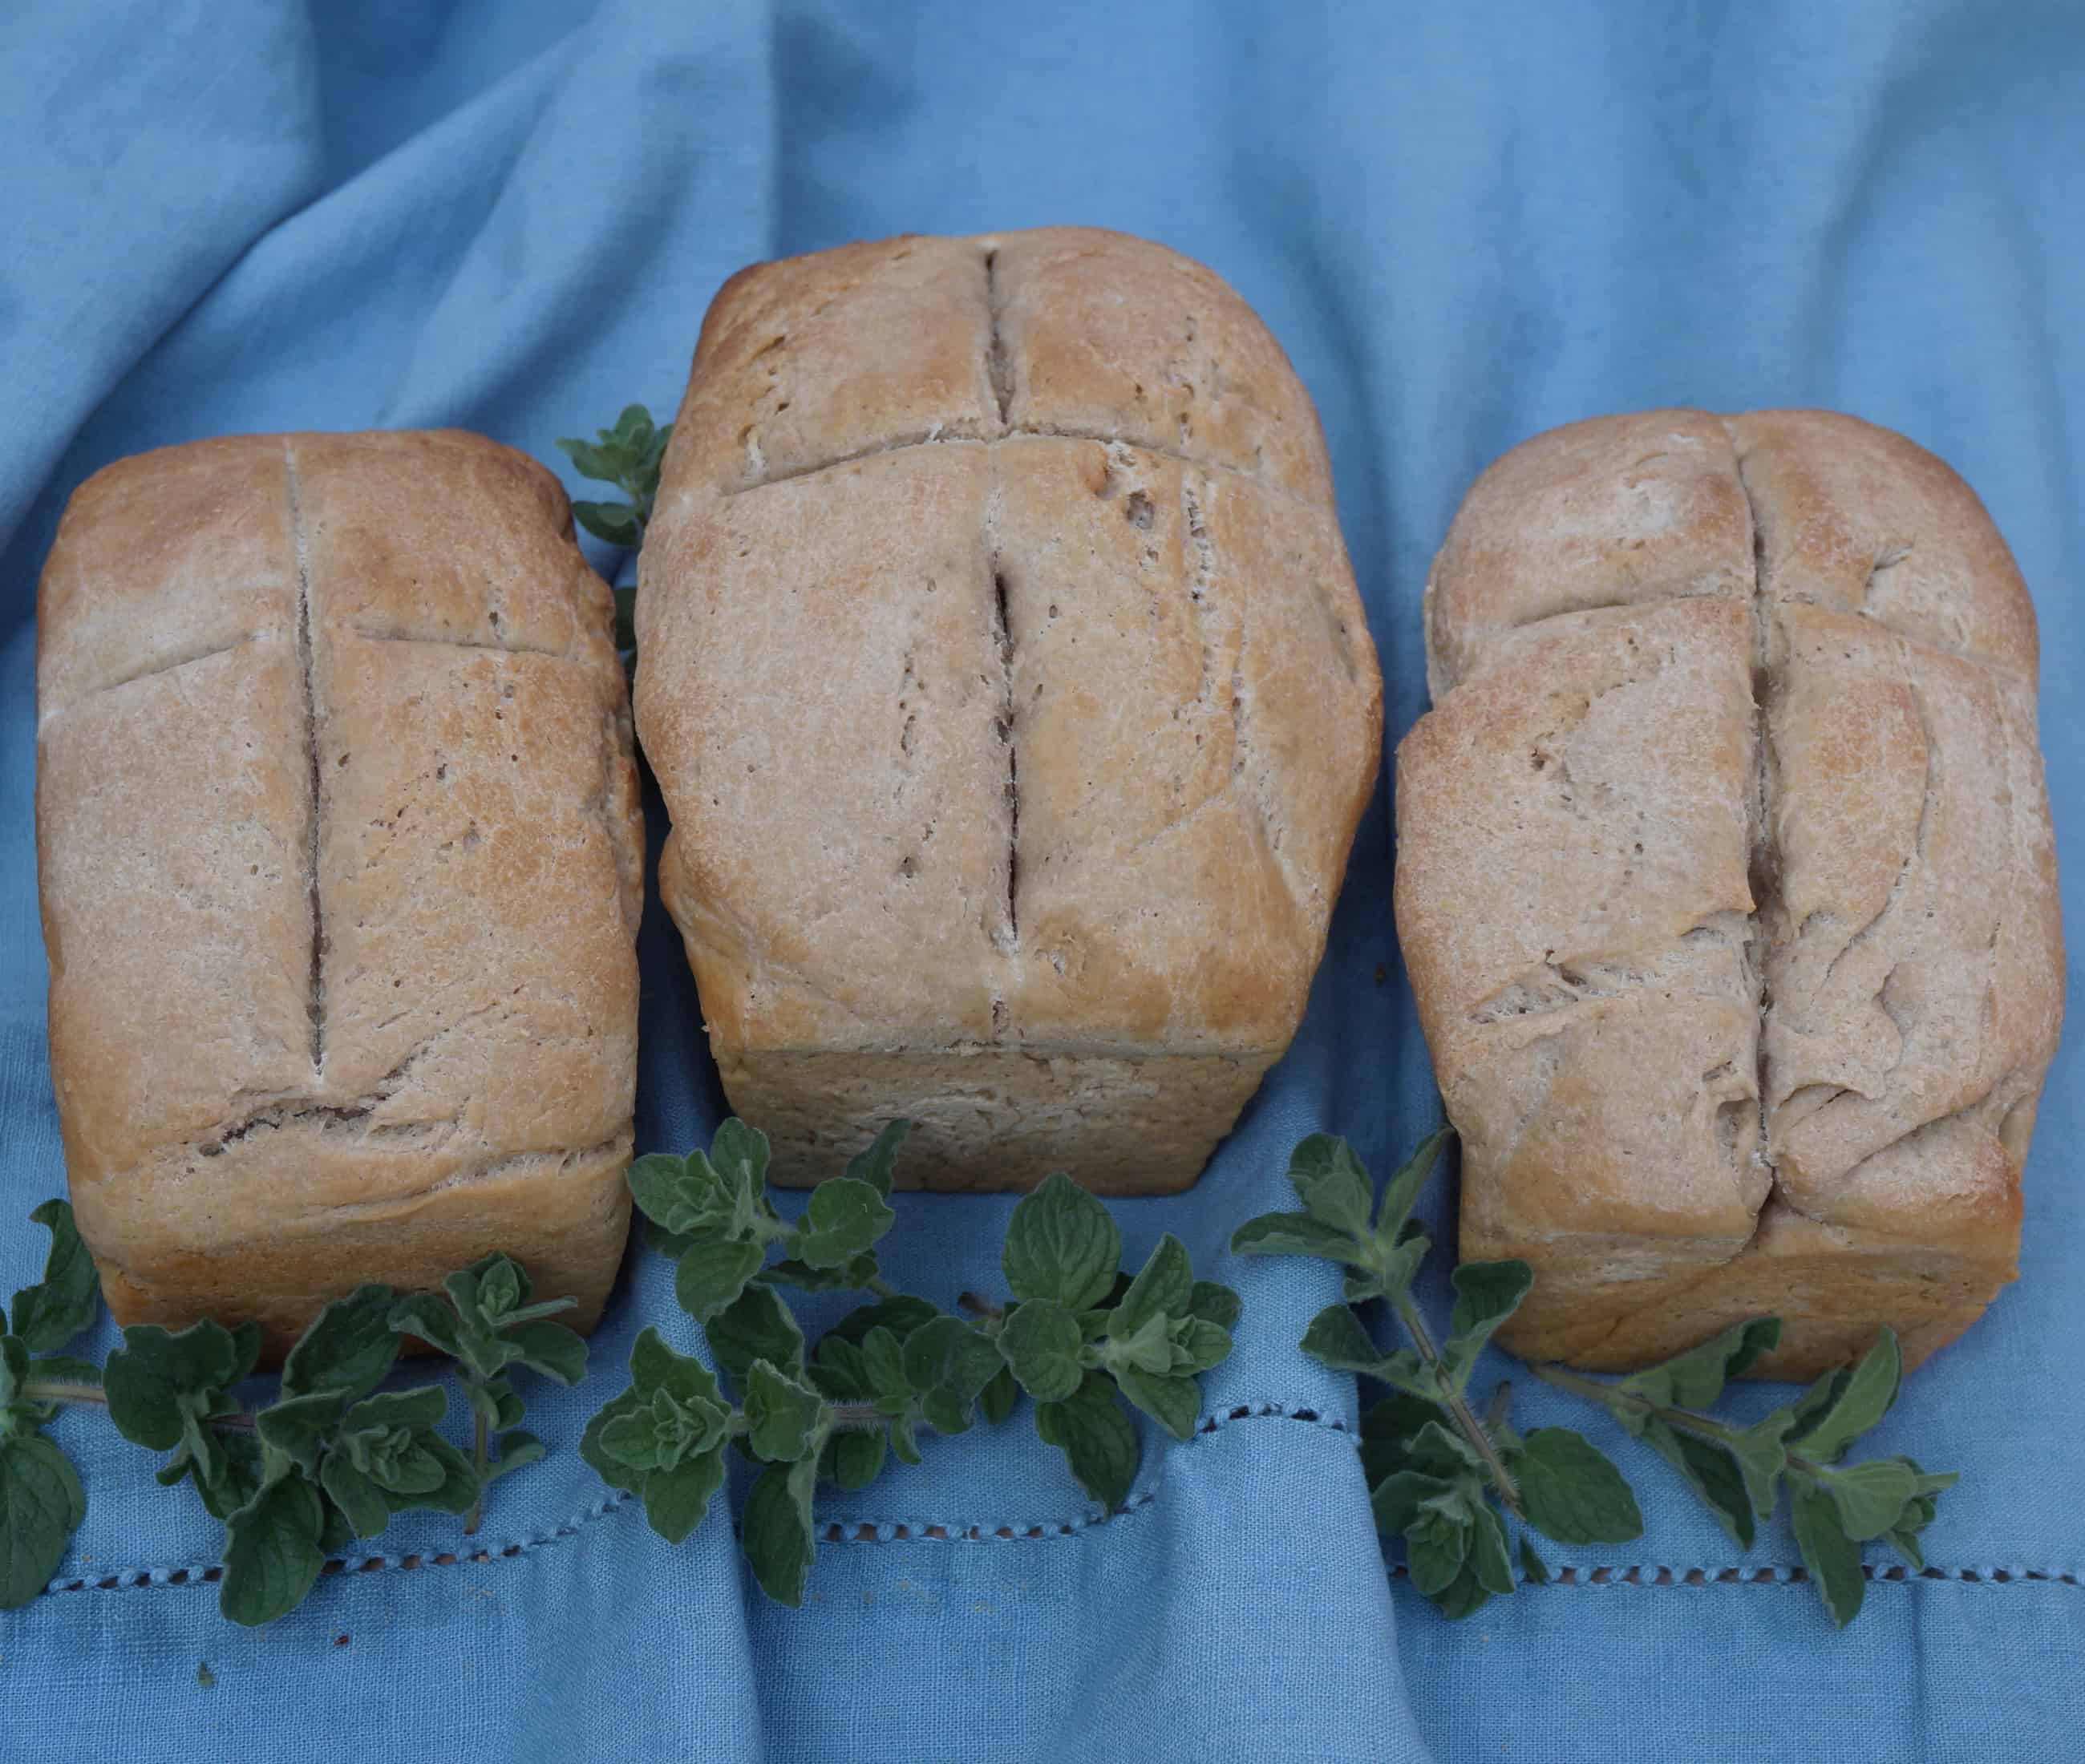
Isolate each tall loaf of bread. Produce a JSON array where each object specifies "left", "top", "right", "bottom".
[
  {"left": 1395, "top": 410, "right": 2063, "bottom": 1380},
  {"left": 637, "top": 229, "right": 1382, "bottom": 1192},
  {"left": 36, "top": 431, "right": 645, "bottom": 1351}
]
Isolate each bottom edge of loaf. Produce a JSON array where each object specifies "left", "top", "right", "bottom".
[
  {"left": 74, "top": 1132, "right": 636, "bottom": 1363},
  {"left": 1474, "top": 1204, "right": 2014, "bottom": 1382},
  {"left": 718, "top": 1044, "right": 1281, "bottom": 1193}
]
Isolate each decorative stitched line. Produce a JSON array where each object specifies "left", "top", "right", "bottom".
[{"left": 32, "top": 1404, "right": 2083, "bottom": 1599}]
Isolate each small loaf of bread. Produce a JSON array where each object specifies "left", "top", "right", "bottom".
[
  {"left": 637, "top": 228, "right": 1382, "bottom": 1192},
  {"left": 1396, "top": 410, "right": 2063, "bottom": 1379},
  {"left": 36, "top": 431, "right": 644, "bottom": 1352}
]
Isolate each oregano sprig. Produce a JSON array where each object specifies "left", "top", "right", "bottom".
[
  {"left": 555, "top": 403, "right": 671, "bottom": 651},
  {"left": 0, "top": 1202, "right": 99, "bottom": 1608},
  {"left": 1533, "top": 1324, "right": 1954, "bottom": 1627},
  {"left": 1233, "top": 1131, "right": 1642, "bottom": 1618},
  {"left": 388, "top": 1254, "right": 589, "bottom": 1534},
  {"left": 587, "top": 1119, "right": 1241, "bottom": 1604},
  {"left": 0, "top": 1208, "right": 586, "bottom": 1624},
  {"left": 1236, "top": 1129, "right": 1959, "bottom": 1628}
]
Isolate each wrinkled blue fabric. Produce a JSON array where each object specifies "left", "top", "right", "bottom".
[{"left": 1, "top": 3, "right": 2079, "bottom": 1758}]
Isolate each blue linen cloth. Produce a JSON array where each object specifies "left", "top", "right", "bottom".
[{"left": 1, "top": 2, "right": 2079, "bottom": 1757}]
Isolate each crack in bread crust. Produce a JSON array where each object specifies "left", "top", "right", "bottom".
[
  {"left": 718, "top": 427, "right": 1309, "bottom": 504},
  {"left": 285, "top": 439, "right": 328, "bottom": 1075}
]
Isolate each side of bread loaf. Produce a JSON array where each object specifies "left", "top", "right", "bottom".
[
  {"left": 1396, "top": 409, "right": 2062, "bottom": 1378},
  {"left": 638, "top": 228, "right": 1381, "bottom": 1192},
  {"left": 36, "top": 430, "right": 644, "bottom": 1351}
]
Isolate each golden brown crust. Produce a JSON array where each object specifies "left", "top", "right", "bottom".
[
  {"left": 36, "top": 430, "right": 643, "bottom": 1353},
  {"left": 639, "top": 228, "right": 1381, "bottom": 1190},
  {"left": 1399, "top": 409, "right": 2062, "bottom": 1378}
]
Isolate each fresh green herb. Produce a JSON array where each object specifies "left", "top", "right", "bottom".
[
  {"left": 1234, "top": 1131, "right": 1637, "bottom": 1619},
  {"left": 585, "top": 1119, "right": 1241, "bottom": 1602},
  {"left": 4, "top": 1122, "right": 1954, "bottom": 1633},
  {"left": 388, "top": 1254, "right": 586, "bottom": 1535},
  {"left": 1533, "top": 1324, "right": 1953, "bottom": 1627},
  {"left": 1237, "top": 1130, "right": 1957, "bottom": 1628},
  {"left": 0, "top": 1205, "right": 585, "bottom": 1624},
  {"left": 1, "top": 1203, "right": 99, "bottom": 1609},
  {"left": 555, "top": 403, "right": 672, "bottom": 649}
]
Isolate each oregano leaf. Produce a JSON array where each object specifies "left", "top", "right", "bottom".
[
  {"left": 978, "top": 1365, "right": 1020, "bottom": 1427},
  {"left": 1000, "top": 1301, "right": 1085, "bottom": 1403},
  {"left": 741, "top": 1457, "right": 819, "bottom": 1605},
  {"left": 10, "top": 1200, "right": 100, "bottom": 1354},
  {"left": 1818, "top": 1457, "right": 1921, "bottom": 1542},
  {"left": 1371, "top": 1126, "right": 1453, "bottom": 1246},
  {"left": 1002, "top": 1174, "right": 1121, "bottom": 1311},
  {"left": 219, "top": 1475, "right": 327, "bottom": 1626},
  {"left": 706, "top": 1285, "right": 805, "bottom": 1386},
  {"left": 1440, "top": 1261, "right": 1532, "bottom": 1393},
  {"left": 791, "top": 1178, "right": 896, "bottom": 1271},
  {"left": 1405, "top": 1507, "right": 1473, "bottom": 1598},
  {"left": 1511, "top": 1428, "right": 1643, "bottom": 1545},
  {"left": 1466, "top": 1503, "right": 1516, "bottom": 1597},
  {"left": 1787, "top": 1330, "right": 1901, "bottom": 1465},
  {"left": 281, "top": 1285, "right": 399, "bottom": 1401},
  {"left": 387, "top": 1293, "right": 466, "bottom": 1360},
  {"left": 1113, "top": 1366, "right": 1201, "bottom": 1442},
  {"left": 1618, "top": 1317, "right": 1783, "bottom": 1418},
  {"left": 1285, "top": 1135, "right": 1375, "bottom": 1237},
  {"left": 1186, "top": 1281, "right": 1242, "bottom": 1331},
  {"left": 841, "top": 1120, "right": 911, "bottom": 1198},
  {"left": 1228, "top": 1212, "right": 1362, "bottom": 1264},
  {"left": 900, "top": 1317, "right": 1002, "bottom": 1406},
  {"left": 1370, "top": 1469, "right": 1455, "bottom": 1535},
  {"left": 1639, "top": 1418, "right": 1755, "bottom": 1551},
  {"left": 830, "top": 1429, "right": 886, "bottom": 1492},
  {"left": 0, "top": 1433, "right": 84, "bottom": 1610},
  {"left": 1299, "top": 1302, "right": 1387, "bottom": 1375},
  {"left": 642, "top": 1449, "right": 727, "bottom": 1545},
  {"left": 743, "top": 1361, "right": 827, "bottom": 1463},
  {"left": 1111, "top": 1234, "right": 1193, "bottom": 1338},
  {"left": 627, "top": 1152, "right": 714, "bottom": 1237},
  {"left": 1791, "top": 1480, "right": 1866, "bottom": 1628},
  {"left": 500, "top": 1317, "right": 588, "bottom": 1386},
  {"left": 318, "top": 1454, "right": 391, "bottom": 1539},
  {"left": 1034, "top": 1372, "right": 1138, "bottom": 1511},
  {"left": 674, "top": 1237, "right": 765, "bottom": 1325}
]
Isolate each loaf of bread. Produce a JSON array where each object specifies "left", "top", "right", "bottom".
[
  {"left": 637, "top": 228, "right": 1382, "bottom": 1192},
  {"left": 36, "top": 431, "right": 644, "bottom": 1352},
  {"left": 1396, "top": 410, "right": 2063, "bottom": 1379}
]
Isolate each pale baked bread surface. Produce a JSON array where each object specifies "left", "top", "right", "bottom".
[
  {"left": 1398, "top": 410, "right": 2063, "bottom": 1378},
  {"left": 37, "top": 431, "right": 644, "bottom": 1352},
  {"left": 638, "top": 229, "right": 1382, "bottom": 1192}
]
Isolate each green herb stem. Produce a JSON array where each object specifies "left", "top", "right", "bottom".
[
  {"left": 464, "top": 1388, "right": 488, "bottom": 1537},
  {"left": 20, "top": 1381, "right": 108, "bottom": 1408},
  {"left": 1530, "top": 1362, "right": 1846, "bottom": 1479},
  {"left": 956, "top": 1291, "right": 1006, "bottom": 1324},
  {"left": 1387, "top": 1284, "right": 1524, "bottom": 1514}
]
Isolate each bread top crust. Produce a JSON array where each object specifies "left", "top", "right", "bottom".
[
  {"left": 1400, "top": 410, "right": 2061, "bottom": 1293},
  {"left": 639, "top": 229, "right": 1381, "bottom": 1056},
  {"left": 37, "top": 430, "right": 644, "bottom": 1185},
  {"left": 1427, "top": 409, "right": 2039, "bottom": 694}
]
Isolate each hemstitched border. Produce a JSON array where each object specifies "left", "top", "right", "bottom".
[{"left": 30, "top": 1402, "right": 2084, "bottom": 1602}]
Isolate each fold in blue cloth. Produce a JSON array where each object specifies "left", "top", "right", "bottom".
[{"left": 1, "top": 2, "right": 2079, "bottom": 1758}]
